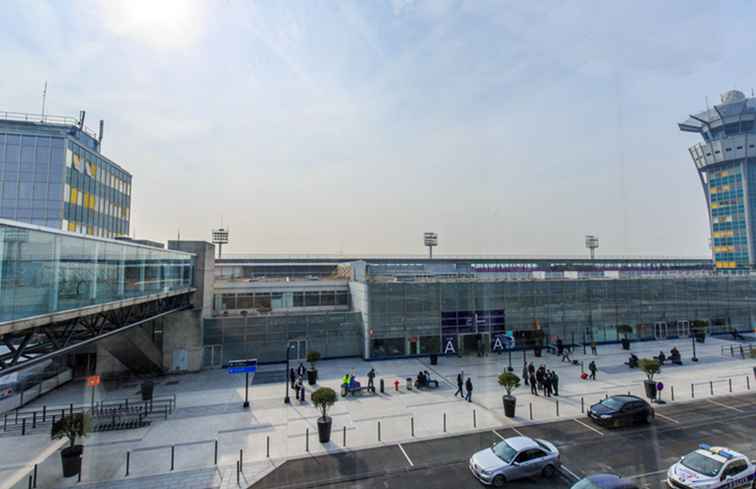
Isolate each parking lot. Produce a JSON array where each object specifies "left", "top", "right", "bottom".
[{"left": 251, "top": 391, "right": 756, "bottom": 489}]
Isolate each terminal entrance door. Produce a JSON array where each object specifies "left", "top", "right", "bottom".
[
  {"left": 677, "top": 320, "right": 690, "bottom": 338},
  {"left": 203, "top": 344, "right": 223, "bottom": 368},
  {"left": 460, "top": 333, "right": 488, "bottom": 355},
  {"left": 654, "top": 322, "right": 668, "bottom": 339},
  {"left": 288, "top": 339, "right": 307, "bottom": 361}
]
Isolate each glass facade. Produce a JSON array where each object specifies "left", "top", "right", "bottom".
[
  {"left": 0, "top": 220, "right": 193, "bottom": 323},
  {"left": 709, "top": 165, "right": 749, "bottom": 268},
  {"left": 214, "top": 288, "right": 350, "bottom": 312},
  {"left": 0, "top": 118, "right": 131, "bottom": 238}
]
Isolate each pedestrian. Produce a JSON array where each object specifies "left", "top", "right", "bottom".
[
  {"left": 528, "top": 362, "right": 535, "bottom": 377},
  {"left": 299, "top": 378, "right": 306, "bottom": 402},
  {"left": 536, "top": 366, "right": 545, "bottom": 392},
  {"left": 530, "top": 373, "right": 538, "bottom": 395},
  {"left": 556, "top": 337, "right": 564, "bottom": 356},
  {"left": 297, "top": 362, "right": 306, "bottom": 377},
  {"left": 561, "top": 348, "right": 572, "bottom": 363},
  {"left": 289, "top": 368, "right": 296, "bottom": 389},
  {"left": 367, "top": 368, "right": 376, "bottom": 393},
  {"left": 465, "top": 377, "right": 473, "bottom": 402},
  {"left": 552, "top": 370, "right": 559, "bottom": 396},
  {"left": 591, "top": 340, "right": 597, "bottom": 356},
  {"left": 589, "top": 360, "right": 597, "bottom": 380},
  {"left": 341, "top": 372, "right": 351, "bottom": 396},
  {"left": 454, "top": 371, "right": 464, "bottom": 397},
  {"left": 522, "top": 363, "right": 529, "bottom": 386},
  {"left": 294, "top": 376, "right": 302, "bottom": 400},
  {"left": 543, "top": 371, "right": 552, "bottom": 398}
]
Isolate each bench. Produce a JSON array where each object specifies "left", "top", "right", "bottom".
[
  {"left": 414, "top": 379, "right": 440, "bottom": 390},
  {"left": 343, "top": 385, "right": 375, "bottom": 397}
]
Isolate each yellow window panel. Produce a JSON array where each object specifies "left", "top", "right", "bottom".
[{"left": 68, "top": 222, "right": 76, "bottom": 232}]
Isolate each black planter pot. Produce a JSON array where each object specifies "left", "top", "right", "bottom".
[
  {"left": 644, "top": 380, "right": 657, "bottom": 400},
  {"left": 696, "top": 334, "right": 706, "bottom": 344},
  {"left": 61, "top": 445, "right": 83, "bottom": 478},
  {"left": 317, "top": 416, "right": 332, "bottom": 443},
  {"left": 307, "top": 369, "right": 318, "bottom": 386},
  {"left": 621, "top": 338, "right": 630, "bottom": 350},
  {"left": 141, "top": 381, "right": 154, "bottom": 401},
  {"left": 503, "top": 395, "right": 516, "bottom": 418}
]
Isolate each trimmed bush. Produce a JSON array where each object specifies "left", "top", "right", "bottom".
[
  {"left": 497, "top": 372, "right": 521, "bottom": 396},
  {"left": 306, "top": 351, "right": 321, "bottom": 369},
  {"left": 52, "top": 413, "right": 91, "bottom": 447},
  {"left": 311, "top": 387, "right": 337, "bottom": 420},
  {"left": 638, "top": 358, "right": 661, "bottom": 382}
]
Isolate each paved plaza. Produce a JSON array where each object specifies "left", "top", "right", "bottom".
[{"left": 1, "top": 334, "right": 754, "bottom": 489}]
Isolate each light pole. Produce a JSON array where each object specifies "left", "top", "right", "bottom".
[
  {"left": 284, "top": 343, "right": 295, "bottom": 404},
  {"left": 241, "top": 311, "right": 249, "bottom": 408},
  {"left": 424, "top": 232, "right": 438, "bottom": 259},
  {"left": 691, "top": 334, "right": 698, "bottom": 362}
]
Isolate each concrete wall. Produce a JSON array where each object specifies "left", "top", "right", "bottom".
[
  {"left": 167, "top": 240, "right": 215, "bottom": 319},
  {"left": 162, "top": 309, "right": 203, "bottom": 373}
]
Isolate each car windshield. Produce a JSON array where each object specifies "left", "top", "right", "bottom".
[
  {"left": 492, "top": 442, "right": 518, "bottom": 463},
  {"left": 681, "top": 452, "right": 724, "bottom": 477},
  {"left": 571, "top": 479, "right": 602, "bottom": 489},
  {"left": 601, "top": 398, "right": 625, "bottom": 411}
]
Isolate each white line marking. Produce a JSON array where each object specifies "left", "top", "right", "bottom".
[
  {"left": 624, "top": 468, "right": 668, "bottom": 480},
  {"left": 561, "top": 465, "right": 580, "bottom": 481},
  {"left": 655, "top": 412, "right": 680, "bottom": 424},
  {"left": 511, "top": 426, "right": 524, "bottom": 437},
  {"left": 492, "top": 430, "right": 506, "bottom": 440},
  {"left": 573, "top": 418, "right": 605, "bottom": 436},
  {"left": 707, "top": 398, "right": 744, "bottom": 413},
  {"left": 397, "top": 443, "right": 414, "bottom": 467}
]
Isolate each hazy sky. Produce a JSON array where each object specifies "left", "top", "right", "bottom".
[{"left": 2, "top": 1, "right": 754, "bottom": 257}]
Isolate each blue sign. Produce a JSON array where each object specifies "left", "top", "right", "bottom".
[{"left": 226, "top": 358, "right": 257, "bottom": 374}]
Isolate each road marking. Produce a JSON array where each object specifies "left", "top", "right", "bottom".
[
  {"left": 560, "top": 465, "right": 580, "bottom": 482},
  {"left": 573, "top": 418, "right": 605, "bottom": 436},
  {"left": 625, "top": 468, "right": 668, "bottom": 480},
  {"left": 707, "top": 399, "right": 744, "bottom": 413},
  {"left": 492, "top": 430, "right": 506, "bottom": 440},
  {"left": 397, "top": 443, "right": 414, "bottom": 467},
  {"left": 511, "top": 426, "right": 524, "bottom": 437},
  {"left": 655, "top": 412, "right": 680, "bottom": 424}
]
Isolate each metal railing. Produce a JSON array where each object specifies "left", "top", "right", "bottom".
[
  {"left": 0, "top": 111, "right": 97, "bottom": 137},
  {"left": 721, "top": 343, "right": 756, "bottom": 358}
]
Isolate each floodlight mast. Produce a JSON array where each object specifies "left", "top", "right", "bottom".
[
  {"left": 424, "top": 232, "right": 438, "bottom": 259},
  {"left": 212, "top": 228, "right": 230, "bottom": 259},
  {"left": 585, "top": 235, "right": 599, "bottom": 260}
]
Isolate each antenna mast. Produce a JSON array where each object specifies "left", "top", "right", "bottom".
[{"left": 41, "top": 81, "right": 48, "bottom": 122}]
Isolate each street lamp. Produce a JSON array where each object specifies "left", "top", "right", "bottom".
[
  {"left": 424, "top": 232, "right": 438, "bottom": 259},
  {"left": 284, "top": 343, "right": 295, "bottom": 404},
  {"left": 691, "top": 334, "right": 698, "bottom": 362}
]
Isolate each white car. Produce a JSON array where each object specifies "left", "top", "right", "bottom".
[
  {"left": 667, "top": 444, "right": 756, "bottom": 489},
  {"left": 469, "top": 435, "right": 560, "bottom": 487}
]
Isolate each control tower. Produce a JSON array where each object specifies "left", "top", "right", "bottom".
[{"left": 679, "top": 90, "right": 756, "bottom": 270}]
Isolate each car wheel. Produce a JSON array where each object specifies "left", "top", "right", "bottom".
[
  {"left": 644, "top": 412, "right": 652, "bottom": 424},
  {"left": 492, "top": 475, "right": 506, "bottom": 487},
  {"left": 542, "top": 464, "right": 556, "bottom": 479}
]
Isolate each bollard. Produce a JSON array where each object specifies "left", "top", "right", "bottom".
[
  {"left": 214, "top": 440, "right": 218, "bottom": 465},
  {"left": 22, "top": 418, "right": 26, "bottom": 436},
  {"left": 171, "top": 445, "right": 175, "bottom": 471},
  {"left": 236, "top": 461, "right": 240, "bottom": 486},
  {"left": 3, "top": 413, "right": 6, "bottom": 432},
  {"left": 529, "top": 402, "right": 533, "bottom": 420},
  {"left": 343, "top": 426, "right": 346, "bottom": 447},
  {"left": 394, "top": 380, "right": 400, "bottom": 392},
  {"left": 443, "top": 413, "right": 447, "bottom": 433},
  {"left": 730, "top": 345, "right": 735, "bottom": 356},
  {"left": 267, "top": 436, "right": 270, "bottom": 458},
  {"left": 556, "top": 400, "right": 559, "bottom": 417},
  {"left": 729, "top": 378, "right": 732, "bottom": 393},
  {"left": 50, "top": 415, "right": 56, "bottom": 435},
  {"left": 473, "top": 409, "right": 477, "bottom": 428},
  {"left": 605, "top": 393, "right": 608, "bottom": 400},
  {"left": 32, "top": 412, "right": 36, "bottom": 429},
  {"left": 748, "top": 376, "right": 751, "bottom": 390},
  {"left": 411, "top": 417, "right": 415, "bottom": 437},
  {"left": 164, "top": 407, "right": 168, "bottom": 420},
  {"left": 380, "top": 378, "right": 385, "bottom": 394},
  {"left": 15, "top": 410, "right": 18, "bottom": 423},
  {"left": 691, "top": 384, "right": 695, "bottom": 399},
  {"left": 77, "top": 469, "right": 81, "bottom": 483},
  {"left": 740, "top": 346, "right": 745, "bottom": 358},
  {"left": 378, "top": 421, "right": 381, "bottom": 442},
  {"left": 710, "top": 381, "right": 714, "bottom": 396},
  {"left": 69, "top": 403, "right": 73, "bottom": 417},
  {"left": 581, "top": 397, "right": 584, "bottom": 414},
  {"left": 33, "top": 463, "right": 37, "bottom": 488},
  {"left": 671, "top": 385, "right": 675, "bottom": 401},
  {"left": 42, "top": 406, "right": 46, "bottom": 423},
  {"left": 27, "top": 474, "right": 31, "bottom": 489},
  {"left": 126, "top": 451, "right": 130, "bottom": 477},
  {"left": 306, "top": 428, "right": 310, "bottom": 452},
  {"left": 240, "top": 448, "right": 243, "bottom": 472}
]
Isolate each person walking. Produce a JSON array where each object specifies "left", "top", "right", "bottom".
[
  {"left": 591, "top": 340, "right": 597, "bottom": 356},
  {"left": 454, "top": 371, "right": 464, "bottom": 397},
  {"left": 551, "top": 370, "right": 559, "bottom": 396},
  {"left": 588, "top": 361, "right": 597, "bottom": 380},
  {"left": 289, "top": 368, "right": 296, "bottom": 389},
  {"left": 543, "top": 371, "right": 552, "bottom": 398},
  {"left": 522, "top": 363, "right": 529, "bottom": 386},
  {"left": 561, "top": 347, "right": 572, "bottom": 363},
  {"left": 294, "top": 376, "right": 302, "bottom": 400},
  {"left": 536, "top": 366, "right": 545, "bottom": 392},
  {"left": 367, "top": 368, "right": 376, "bottom": 393},
  {"left": 530, "top": 372, "right": 538, "bottom": 395},
  {"left": 298, "top": 376, "right": 306, "bottom": 402},
  {"left": 556, "top": 337, "right": 564, "bottom": 356},
  {"left": 297, "top": 362, "right": 306, "bottom": 377},
  {"left": 464, "top": 377, "right": 473, "bottom": 402}
]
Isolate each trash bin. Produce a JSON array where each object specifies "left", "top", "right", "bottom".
[
  {"left": 406, "top": 378, "right": 413, "bottom": 391},
  {"left": 430, "top": 354, "right": 438, "bottom": 365}
]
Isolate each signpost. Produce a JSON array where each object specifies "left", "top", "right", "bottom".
[
  {"left": 86, "top": 375, "right": 100, "bottom": 410},
  {"left": 227, "top": 359, "right": 257, "bottom": 408},
  {"left": 655, "top": 382, "right": 666, "bottom": 404}
]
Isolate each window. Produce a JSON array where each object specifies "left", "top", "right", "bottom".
[
  {"left": 293, "top": 292, "right": 304, "bottom": 307},
  {"left": 723, "top": 460, "right": 748, "bottom": 477},
  {"left": 305, "top": 291, "right": 320, "bottom": 306}
]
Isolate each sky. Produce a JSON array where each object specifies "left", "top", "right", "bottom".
[{"left": 2, "top": 0, "right": 754, "bottom": 257}]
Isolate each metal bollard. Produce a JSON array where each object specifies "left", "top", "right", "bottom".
[
  {"left": 171, "top": 445, "right": 175, "bottom": 471},
  {"left": 473, "top": 409, "right": 477, "bottom": 428},
  {"left": 214, "top": 440, "right": 218, "bottom": 465},
  {"left": 240, "top": 448, "right": 243, "bottom": 472},
  {"left": 22, "top": 418, "right": 26, "bottom": 435},
  {"left": 15, "top": 410, "right": 18, "bottom": 423},
  {"left": 306, "top": 428, "right": 310, "bottom": 452},
  {"left": 671, "top": 385, "right": 675, "bottom": 401},
  {"left": 236, "top": 461, "right": 240, "bottom": 486},
  {"left": 33, "top": 463, "right": 37, "bottom": 488},
  {"left": 411, "top": 417, "right": 415, "bottom": 437},
  {"left": 729, "top": 378, "right": 732, "bottom": 393},
  {"left": 556, "top": 400, "right": 559, "bottom": 417},
  {"left": 126, "top": 451, "right": 130, "bottom": 477},
  {"left": 42, "top": 406, "right": 46, "bottom": 423},
  {"left": 343, "top": 426, "right": 347, "bottom": 447},
  {"left": 380, "top": 378, "right": 385, "bottom": 394},
  {"left": 443, "top": 413, "right": 447, "bottom": 433},
  {"left": 710, "top": 381, "right": 714, "bottom": 396},
  {"left": 69, "top": 403, "right": 73, "bottom": 416},
  {"left": 731, "top": 345, "right": 734, "bottom": 356},
  {"left": 740, "top": 346, "right": 745, "bottom": 358},
  {"left": 32, "top": 412, "right": 36, "bottom": 429},
  {"left": 580, "top": 397, "right": 584, "bottom": 414},
  {"left": 748, "top": 376, "right": 751, "bottom": 390},
  {"left": 529, "top": 402, "right": 533, "bottom": 420},
  {"left": 691, "top": 384, "right": 695, "bottom": 398},
  {"left": 27, "top": 474, "right": 31, "bottom": 489},
  {"left": 267, "top": 436, "right": 270, "bottom": 458}
]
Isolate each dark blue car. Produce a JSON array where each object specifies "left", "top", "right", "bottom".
[{"left": 571, "top": 474, "right": 639, "bottom": 489}]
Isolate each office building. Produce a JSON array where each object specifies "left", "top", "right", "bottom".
[{"left": 0, "top": 112, "right": 132, "bottom": 238}]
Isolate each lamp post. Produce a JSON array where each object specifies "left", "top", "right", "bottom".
[
  {"left": 691, "top": 334, "right": 698, "bottom": 362},
  {"left": 284, "top": 343, "right": 295, "bottom": 404}
]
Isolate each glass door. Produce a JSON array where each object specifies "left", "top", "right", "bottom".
[{"left": 654, "top": 322, "right": 667, "bottom": 339}]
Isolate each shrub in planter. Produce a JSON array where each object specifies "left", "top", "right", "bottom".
[
  {"left": 306, "top": 351, "right": 321, "bottom": 385},
  {"left": 311, "top": 386, "right": 337, "bottom": 443},
  {"left": 498, "top": 371, "right": 521, "bottom": 418},
  {"left": 52, "top": 413, "right": 91, "bottom": 477},
  {"left": 639, "top": 358, "right": 661, "bottom": 400}
]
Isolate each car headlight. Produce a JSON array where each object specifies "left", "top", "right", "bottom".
[
  {"left": 599, "top": 414, "right": 611, "bottom": 419},
  {"left": 480, "top": 468, "right": 493, "bottom": 476}
]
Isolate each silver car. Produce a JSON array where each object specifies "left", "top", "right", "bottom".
[{"left": 469, "top": 435, "right": 560, "bottom": 486}]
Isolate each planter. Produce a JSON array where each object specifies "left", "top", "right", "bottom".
[
  {"left": 503, "top": 395, "right": 516, "bottom": 418},
  {"left": 317, "top": 416, "right": 332, "bottom": 443},
  {"left": 621, "top": 338, "right": 630, "bottom": 350},
  {"left": 695, "top": 334, "right": 705, "bottom": 344},
  {"left": 643, "top": 380, "right": 657, "bottom": 400},
  {"left": 61, "top": 445, "right": 83, "bottom": 478},
  {"left": 141, "top": 381, "right": 154, "bottom": 401},
  {"left": 307, "top": 369, "right": 318, "bottom": 386}
]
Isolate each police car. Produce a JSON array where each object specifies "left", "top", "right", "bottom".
[{"left": 666, "top": 444, "right": 756, "bottom": 489}]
